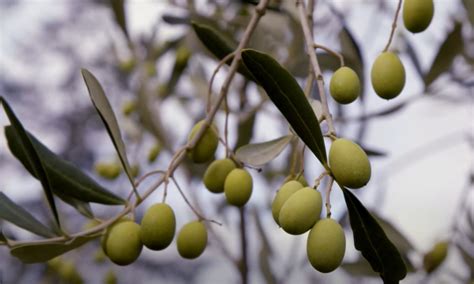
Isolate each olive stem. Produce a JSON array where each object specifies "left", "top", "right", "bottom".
[
  {"left": 325, "top": 177, "right": 335, "bottom": 218},
  {"left": 206, "top": 52, "right": 236, "bottom": 114},
  {"left": 313, "top": 43, "right": 345, "bottom": 67},
  {"left": 383, "top": 0, "right": 403, "bottom": 52}
]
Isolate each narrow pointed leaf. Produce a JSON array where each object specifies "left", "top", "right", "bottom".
[
  {"left": 236, "top": 135, "right": 293, "bottom": 167},
  {"left": 5, "top": 126, "right": 125, "bottom": 205},
  {"left": 10, "top": 236, "right": 97, "bottom": 263},
  {"left": 424, "top": 22, "right": 463, "bottom": 87},
  {"left": 0, "top": 192, "right": 55, "bottom": 238},
  {"left": 109, "top": 0, "right": 128, "bottom": 39},
  {"left": 55, "top": 192, "right": 94, "bottom": 219},
  {"left": 235, "top": 111, "right": 257, "bottom": 150},
  {"left": 81, "top": 69, "right": 137, "bottom": 192},
  {"left": 341, "top": 186, "right": 407, "bottom": 283},
  {"left": 0, "top": 97, "right": 61, "bottom": 228},
  {"left": 191, "top": 22, "right": 255, "bottom": 80},
  {"left": 241, "top": 49, "right": 327, "bottom": 166}
]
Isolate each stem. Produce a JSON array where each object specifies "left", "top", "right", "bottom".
[
  {"left": 313, "top": 43, "right": 344, "bottom": 67},
  {"left": 239, "top": 207, "right": 249, "bottom": 284},
  {"left": 324, "top": 177, "right": 335, "bottom": 218},
  {"left": 383, "top": 0, "right": 403, "bottom": 52},
  {"left": 297, "top": 0, "right": 337, "bottom": 138}
]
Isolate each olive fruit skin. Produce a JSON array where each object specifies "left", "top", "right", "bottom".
[
  {"left": 329, "top": 67, "right": 361, "bottom": 104},
  {"left": 371, "top": 52, "right": 406, "bottom": 100},
  {"left": 203, "top": 158, "right": 236, "bottom": 193},
  {"left": 95, "top": 162, "right": 122, "bottom": 180},
  {"left": 177, "top": 221, "right": 208, "bottom": 259},
  {"left": 224, "top": 168, "right": 253, "bottom": 207},
  {"left": 329, "top": 138, "right": 371, "bottom": 189},
  {"left": 140, "top": 203, "right": 176, "bottom": 251},
  {"left": 307, "top": 218, "right": 346, "bottom": 273},
  {"left": 403, "top": 0, "right": 434, "bottom": 33},
  {"left": 104, "top": 221, "right": 143, "bottom": 266},
  {"left": 278, "top": 187, "right": 322, "bottom": 235},
  {"left": 187, "top": 120, "right": 219, "bottom": 163},
  {"left": 271, "top": 181, "right": 304, "bottom": 225},
  {"left": 423, "top": 241, "right": 449, "bottom": 273},
  {"left": 101, "top": 217, "right": 131, "bottom": 255}
]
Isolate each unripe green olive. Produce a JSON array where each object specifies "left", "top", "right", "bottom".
[
  {"left": 329, "top": 67, "right": 361, "bottom": 104},
  {"left": 371, "top": 52, "right": 406, "bottom": 100},
  {"left": 177, "top": 221, "right": 208, "bottom": 259},
  {"left": 101, "top": 217, "right": 131, "bottom": 256},
  {"left": 95, "top": 161, "right": 122, "bottom": 180},
  {"left": 121, "top": 100, "right": 136, "bottom": 116},
  {"left": 278, "top": 187, "right": 322, "bottom": 235},
  {"left": 203, "top": 158, "right": 236, "bottom": 193},
  {"left": 403, "top": 0, "right": 434, "bottom": 33},
  {"left": 147, "top": 143, "right": 162, "bottom": 163},
  {"left": 140, "top": 203, "right": 176, "bottom": 251},
  {"left": 271, "top": 181, "right": 304, "bottom": 225},
  {"left": 329, "top": 138, "right": 371, "bottom": 189},
  {"left": 104, "top": 221, "right": 142, "bottom": 266},
  {"left": 423, "top": 241, "right": 449, "bottom": 273},
  {"left": 307, "top": 218, "right": 346, "bottom": 273},
  {"left": 224, "top": 168, "right": 253, "bottom": 207},
  {"left": 103, "top": 269, "right": 117, "bottom": 284},
  {"left": 57, "top": 260, "right": 83, "bottom": 284},
  {"left": 187, "top": 120, "right": 219, "bottom": 163}
]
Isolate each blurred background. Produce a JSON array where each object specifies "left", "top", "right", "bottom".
[{"left": 0, "top": 0, "right": 473, "bottom": 283}]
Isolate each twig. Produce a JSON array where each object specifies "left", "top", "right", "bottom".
[
  {"left": 324, "top": 177, "right": 335, "bottom": 218},
  {"left": 383, "top": 0, "right": 403, "bottom": 52},
  {"left": 297, "top": 0, "right": 337, "bottom": 139},
  {"left": 207, "top": 52, "right": 236, "bottom": 113},
  {"left": 313, "top": 43, "right": 344, "bottom": 67}
]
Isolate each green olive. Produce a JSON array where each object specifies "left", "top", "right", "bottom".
[
  {"left": 140, "top": 203, "right": 176, "bottom": 251},
  {"left": 177, "top": 221, "right": 208, "bottom": 259},
  {"left": 403, "top": 0, "right": 434, "bottom": 33},
  {"left": 95, "top": 162, "right": 122, "bottom": 180},
  {"left": 307, "top": 218, "right": 346, "bottom": 273},
  {"left": 104, "top": 221, "right": 142, "bottom": 266},
  {"left": 203, "top": 158, "right": 236, "bottom": 193},
  {"left": 329, "top": 138, "right": 371, "bottom": 189},
  {"left": 423, "top": 241, "right": 449, "bottom": 273},
  {"left": 371, "top": 52, "right": 406, "bottom": 100},
  {"left": 278, "top": 187, "right": 322, "bottom": 235},
  {"left": 271, "top": 181, "right": 304, "bottom": 225},
  {"left": 187, "top": 120, "right": 219, "bottom": 163},
  {"left": 329, "top": 67, "right": 361, "bottom": 104},
  {"left": 224, "top": 168, "right": 253, "bottom": 207}
]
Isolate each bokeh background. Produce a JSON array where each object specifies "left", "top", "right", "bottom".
[{"left": 0, "top": 0, "right": 473, "bottom": 283}]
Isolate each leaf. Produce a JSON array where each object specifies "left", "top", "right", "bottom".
[
  {"left": 424, "top": 22, "right": 463, "bottom": 87},
  {"left": 236, "top": 135, "right": 293, "bottom": 167},
  {"left": 0, "top": 97, "right": 61, "bottom": 229},
  {"left": 341, "top": 258, "right": 379, "bottom": 277},
  {"left": 54, "top": 192, "right": 94, "bottom": 219},
  {"left": 81, "top": 69, "right": 137, "bottom": 192},
  {"left": 109, "top": 0, "right": 128, "bottom": 39},
  {"left": 241, "top": 49, "right": 328, "bottom": 166},
  {"left": 235, "top": 111, "right": 257, "bottom": 150},
  {"left": 191, "top": 22, "right": 255, "bottom": 80},
  {"left": 5, "top": 126, "right": 125, "bottom": 205},
  {"left": 359, "top": 145, "right": 387, "bottom": 157},
  {"left": 341, "top": 186, "right": 407, "bottom": 283},
  {"left": 0, "top": 192, "right": 55, "bottom": 238},
  {"left": 373, "top": 214, "right": 414, "bottom": 253},
  {"left": 463, "top": 0, "right": 474, "bottom": 26},
  {"left": 10, "top": 236, "right": 97, "bottom": 263}
]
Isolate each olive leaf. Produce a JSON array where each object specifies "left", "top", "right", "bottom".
[
  {"left": 0, "top": 192, "right": 56, "bottom": 238},
  {"left": 241, "top": 49, "right": 328, "bottom": 166},
  {"left": 341, "top": 186, "right": 407, "bottom": 283},
  {"left": 191, "top": 22, "right": 255, "bottom": 80},
  {"left": 10, "top": 235, "right": 97, "bottom": 263},
  {"left": 109, "top": 0, "right": 128, "bottom": 39},
  {"left": 235, "top": 111, "right": 257, "bottom": 150},
  {"left": 5, "top": 126, "right": 125, "bottom": 205},
  {"left": 236, "top": 135, "right": 293, "bottom": 167},
  {"left": 0, "top": 97, "right": 61, "bottom": 229},
  {"left": 424, "top": 22, "right": 463, "bottom": 87},
  {"left": 81, "top": 69, "right": 137, "bottom": 194}
]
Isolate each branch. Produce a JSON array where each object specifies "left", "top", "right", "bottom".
[{"left": 383, "top": 0, "right": 403, "bottom": 52}]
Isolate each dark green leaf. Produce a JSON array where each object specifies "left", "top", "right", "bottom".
[
  {"left": 341, "top": 186, "right": 407, "bottom": 283},
  {"left": 359, "top": 145, "right": 387, "bottom": 157},
  {"left": 241, "top": 49, "right": 327, "bottom": 166},
  {"left": 160, "top": 45, "right": 192, "bottom": 98},
  {"left": 81, "top": 69, "right": 137, "bottom": 192},
  {"left": 373, "top": 214, "right": 414, "bottom": 253},
  {"left": 54, "top": 192, "right": 94, "bottom": 219},
  {"left": 424, "top": 22, "right": 463, "bottom": 87},
  {"left": 10, "top": 236, "right": 97, "bottom": 263},
  {"left": 0, "top": 192, "right": 55, "bottom": 238},
  {"left": 191, "top": 22, "right": 255, "bottom": 80},
  {"left": 109, "top": 0, "right": 128, "bottom": 39},
  {"left": 0, "top": 97, "right": 61, "bottom": 229},
  {"left": 236, "top": 135, "right": 293, "bottom": 167},
  {"left": 5, "top": 126, "right": 125, "bottom": 205}
]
